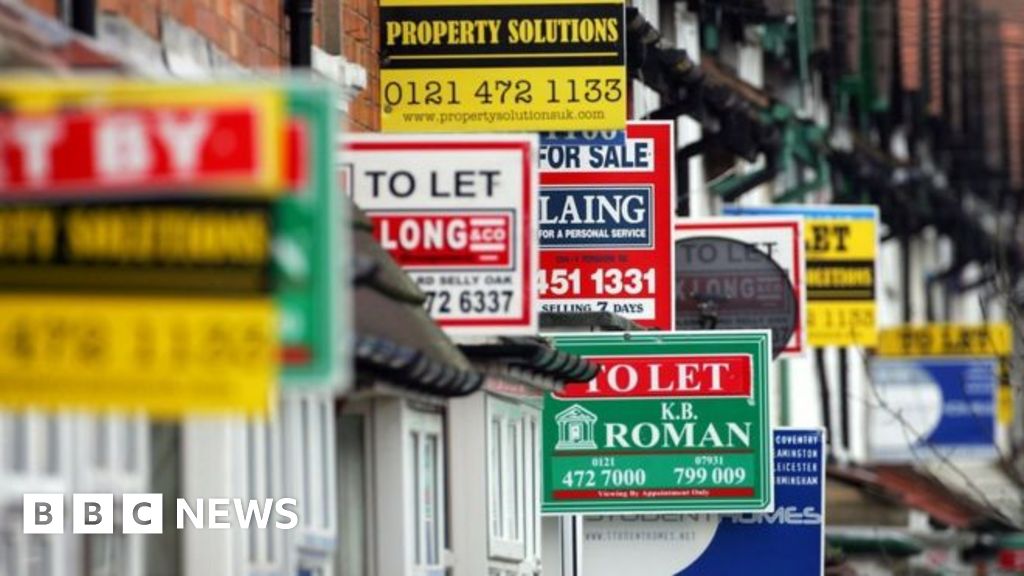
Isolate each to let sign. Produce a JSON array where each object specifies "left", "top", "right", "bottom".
[
  {"left": 539, "top": 122, "right": 675, "bottom": 329},
  {"left": 342, "top": 134, "right": 538, "bottom": 335},
  {"left": 674, "top": 217, "right": 807, "bottom": 356},
  {"left": 724, "top": 204, "right": 879, "bottom": 347},
  {"left": 542, "top": 331, "right": 773, "bottom": 515},
  {"left": 379, "top": 0, "right": 626, "bottom": 132},
  {"left": 877, "top": 323, "right": 1013, "bottom": 425}
]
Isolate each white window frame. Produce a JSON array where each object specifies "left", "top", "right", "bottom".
[
  {"left": 0, "top": 512, "right": 64, "bottom": 576},
  {"left": 242, "top": 411, "right": 285, "bottom": 575},
  {"left": 523, "top": 408, "right": 541, "bottom": 574},
  {"left": 280, "top": 393, "right": 338, "bottom": 575},
  {"left": 486, "top": 397, "right": 542, "bottom": 572},
  {"left": 487, "top": 397, "right": 525, "bottom": 561},
  {"left": 405, "top": 408, "right": 448, "bottom": 576},
  {"left": 336, "top": 403, "right": 374, "bottom": 576}
]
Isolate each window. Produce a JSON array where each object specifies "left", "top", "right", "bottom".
[
  {"left": 243, "top": 415, "right": 284, "bottom": 570},
  {"left": 486, "top": 397, "right": 541, "bottom": 570},
  {"left": 317, "top": 0, "right": 342, "bottom": 55},
  {"left": 406, "top": 409, "right": 447, "bottom": 576},
  {"left": 0, "top": 527, "right": 57, "bottom": 576},
  {"left": 280, "top": 392, "right": 337, "bottom": 575},
  {"left": 337, "top": 412, "right": 369, "bottom": 576},
  {"left": 85, "top": 534, "right": 127, "bottom": 576}
]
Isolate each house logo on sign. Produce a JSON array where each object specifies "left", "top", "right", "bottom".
[{"left": 555, "top": 404, "right": 598, "bottom": 450}]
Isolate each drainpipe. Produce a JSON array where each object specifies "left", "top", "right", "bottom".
[
  {"left": 70, "top": 0, "right": 96, "bottom": 36},
  {"left": 286, "top": 0, "right": 314, "bottom": 67}
]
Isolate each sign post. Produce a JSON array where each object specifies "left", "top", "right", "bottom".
[
  {"left": 539, "top": 122, "right": 675, "bottom": 329},
  {"left": 379, "top": 0, "right": 627, "bottom": 132},
  {"left": 723, "top": 204, "right": 880, "bottom": 347},
  {"left": 342, "top": 134, "right": 538, "bottom": 335},
  {"left": 542, "top": 331, "right": 774, "bottom": 514}
]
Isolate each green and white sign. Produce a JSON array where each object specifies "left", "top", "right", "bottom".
[{"left": 542, "top": 331, "right": 773, "bottom": 514}]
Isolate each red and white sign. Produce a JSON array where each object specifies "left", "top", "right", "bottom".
[
  {"left": 375, "top": 212, "right": 512, "bottom": 267},
  {"left": 341, "top": 134, "right": 538, "bottom": 335},
  {"left": 1000, "top": 549, "right": 1024, "bottom": 570},
  {"left": 539, "top": 122, "right": 675, "bottom": 329},
  {"left": 674, "top": 217, "right": 807, "bottom": 357},
  {"left": 558, "top": 354, "right": 753, "bottom": 399},
  {"left": 0, "top": 104, "right": 277, "bottom": 199}
]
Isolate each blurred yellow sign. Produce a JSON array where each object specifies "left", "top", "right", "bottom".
[
  {"left": 877, "top": 323, "right": 1011, "bottom": 357},
  {"left": 878, "top": 323, "right": 1014, "bottom": 424},
  {"left": 0, "top": 295, "right": 276, "bottom": 417}
]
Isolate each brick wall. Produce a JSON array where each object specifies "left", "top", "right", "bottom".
[
  {"left": 342, "top": 0, "right": 380, "bottom": 131},
  {"left": 88, "top": 0, "right": 286, "bottom": 68},
  {"left": 23, "top": 0, "right": 57, "bottom": 17},
  {"left": 17, "top": 0, "right": 376, "bottom": 127}
]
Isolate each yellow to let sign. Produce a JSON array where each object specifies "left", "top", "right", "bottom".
[
  {"left": 877, "top": 323, "right": 1012, "bottom": 357},
  {"left": 877, "top": 323, "right": 1015, "bottom": 425},
  {"left": 379, "top": 0, "right": 626, "bottom": 132},
  {"left": 0, "top": 295, "right": 277, "bottom": 418}
]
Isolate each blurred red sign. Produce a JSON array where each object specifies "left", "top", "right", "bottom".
[
  {"left": 0, "top": 105, "right": 275, "bottom": 198},
  {"left": 1000, "top": 550, "right": 1024, "bottom": 570}
]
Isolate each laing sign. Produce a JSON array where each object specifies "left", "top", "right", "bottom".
[
  {"left": 542, "top": 331, "right": 773, "bottom": 515},
  {"left": 380, "top": 0, "right": 626, "bottom": 132},
  {"left": 539, "top": 187, "right": 650, "bottom": 247},
  {"left": 342, "top": 134, "right": 538, "bottom": 334},
  {"left": 539, "top": 123, "right": 674, "bottom": 329}
]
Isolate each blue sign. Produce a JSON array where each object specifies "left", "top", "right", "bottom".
[
  {"left": 869, "top": 358, "right": 997, "bottom": 461},
  {"left": 582, "top": 429, "right": 824, "bottom": 576},
  {"left": 675, "top": 428, "right": 824, "bottom": 575},
  {"left": 538, "top": 186, "right": 653, "bottom": 248}
]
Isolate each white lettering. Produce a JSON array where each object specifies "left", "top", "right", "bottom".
[
  {"left": 96, "top": 114, "right": 152, "bottom": 179},
  {"left": 157, "top": 113, "right": 210, "bottom": 176},
  {"left": 12, "top": 119, "right": 61, "bottom": 184}
]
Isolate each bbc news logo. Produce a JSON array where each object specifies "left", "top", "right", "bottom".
[{"left": 24, "top": 494, "right": 299, "bottom": 534}]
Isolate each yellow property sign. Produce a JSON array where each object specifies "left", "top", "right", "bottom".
[
  {"left": 379, "top": 0, "right": 626, "bottom": 132},
  {"left": 0, "top": 296, "right": 276, "bottom": 417},
  {"left": 878, "top": 323, "right": 1014, "bottom": 424}
]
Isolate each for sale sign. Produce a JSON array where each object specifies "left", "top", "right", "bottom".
[
  {"left": 674, "top": 217, "right": 807, "bottom": 357},
  {"left": 538, "top": 122, "right": 674, "bottom": 329},
  {"left": 542, "top": 331, "right": 773, "bottom": 515},
  {"left": 724, "top": 204, "right": 879, "bottom": 347},
  {"left": 342, "top": 134, "right": 538, "bottom": 335}
]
